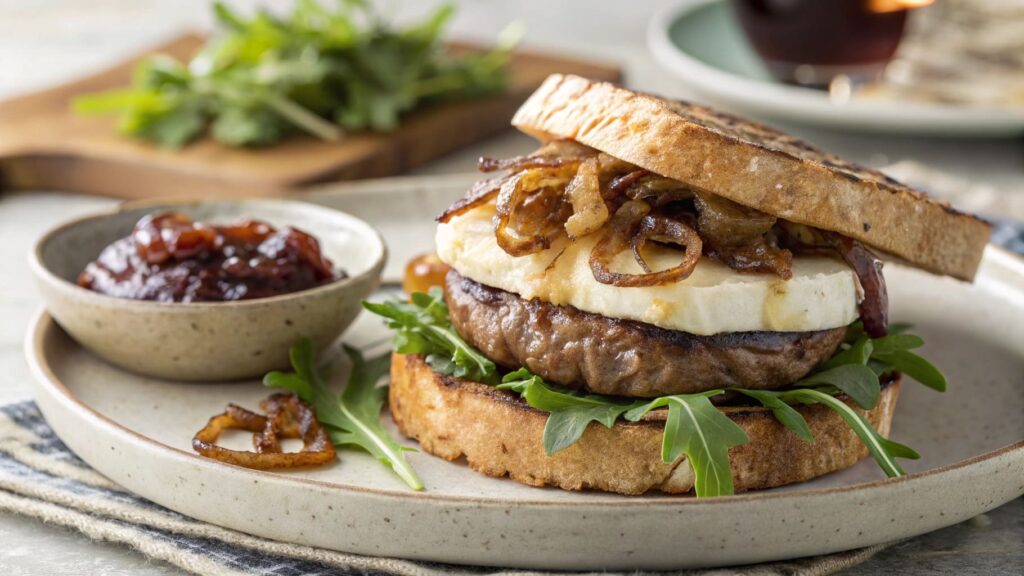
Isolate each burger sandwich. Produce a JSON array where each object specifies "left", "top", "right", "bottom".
[{"left": 365, "top": 75, "right": 991, "bottom": 497}]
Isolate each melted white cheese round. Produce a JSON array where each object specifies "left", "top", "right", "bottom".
[{"left": 436, "top": 205, "right": 859, "bottom": 335}]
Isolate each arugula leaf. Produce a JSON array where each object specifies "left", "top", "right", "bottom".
[
  {"left": 625, "top": 392, "right": 748, "bottom": 498},
  {"left": 836, "top": 322, "right": 945, "bottom": 392},
  {"left": 877, "top": 435, "right": 922, "bottom": 460},
  {"left": 869, "top": 334, "right": 924, "bottom": 354},
  {"left": 778, "top": 388, "right": 918, "bottom": 477},
  {"left": 887, "top": 322, "right": 914, "bottom": 334},
  {"left": 73, "top": 89, "right": 171, "bottom": 115},
  {"left": 212, "top": 0, "right": 248, "bottom": 32},
  {"left": 497, "top": 369, "right": 643, "bottom": 454},
  {"left": 798, "top": 364, "right": 881, "bottom": 409},
  {"left": 497, "top": 369, "right": 748, "bottom": 496},
  {"left": 211, "top": 105, "right": 286, "bottom": 146},
  {"left": 819, "top": 336, "right": 873, "bottom": 370},
  {"left": 128, "top": 102, "right": 206, "bottom": 149},
  {"left": 542, "top": 409, "right": 617, "bottom": 455},
  {"left": 873, "top": 349, "right": 947, "bottom": 392},
  {"left": 733, "top": 389, "right": 814, "bottom": 443},
  {"left": 362, "top": 288, "right": 496, "bottom": 383},
  {"left": 264, "top": 339, "right": 423, "bottom": 490},
  {"left": 73, "top": 0, "right": 513, "bottom": 148},
  {"left": 738, "top": 383, "right": 923, "bottom": 479}
]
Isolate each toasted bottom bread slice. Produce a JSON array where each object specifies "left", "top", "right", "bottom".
[{"left": 390, "top": 353, "right": 901, "bottom": 496}]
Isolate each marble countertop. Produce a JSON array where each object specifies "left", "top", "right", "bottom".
[{"left": 1, "top": 1, "right": 1021, "bottom": 574}]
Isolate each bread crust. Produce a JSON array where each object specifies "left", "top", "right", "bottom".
[
  {"left": 511, "top": 74, "right": 990, "bottom": 281},
  {"left": 390, "top": 353, "right": 901, "bottom": 496}
]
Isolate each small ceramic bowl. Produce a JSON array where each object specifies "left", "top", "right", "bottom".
[{"left": 30, "top": 198, "right": 385, "bottom": 381}]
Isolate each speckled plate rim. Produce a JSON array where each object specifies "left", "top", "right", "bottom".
[
  {"left": 22, "top": 247, "right": 1024, "bottom": 569},
  {"left": 29, "top": 196, "right": 387, "bottom": 311},
  {"left": 647, "top": 0, "right": 1024, "bottom": 136}
]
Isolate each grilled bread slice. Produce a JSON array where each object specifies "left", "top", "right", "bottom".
[
  {"left": 390, "top": 353, "right": 900, "bottom": 496},
  {"left": 512, "top": 74, "right": 990, "bottom": 281}
]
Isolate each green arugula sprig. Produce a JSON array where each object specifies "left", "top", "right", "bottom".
[
  {"left": 497, "top": 369, "right": 748, "bottom": 497},
  {"left": 729, "top": 319, "right": 937, "bottom": 477},
  {"left": 625, "top": 393, "right": 749, "bottom": 497},
  {"left": 363, "top": 288, "right": 496, "bottom": 383},
  {"left": 363, "top": 291, "right": 947, "bottom": 497},
  {"left": 264, "top": 339, "right": 423, "bottom": 490},
  {"left": 833, "top": 320, "right": 947, "bottom": 392},
  {"left": 742, "top": 388, "right": 919, "bottom": 477},
  {"left": 497, "top": 369, "right": 645, "bottom": 454},
  {"left": 73, "top": 1, "right": 517, "bottom": 148}
]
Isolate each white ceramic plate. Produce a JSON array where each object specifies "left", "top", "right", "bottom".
[
  {"left": 26, "top": 178, "right": 1024, "bottom": 570},
  {"left": 647, "top": 0, "right": 1024, "bottom": 137}
]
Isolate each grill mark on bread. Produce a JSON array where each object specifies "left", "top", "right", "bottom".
[{"left": 512, "top": 74, "right": 991, "bottom": 280}]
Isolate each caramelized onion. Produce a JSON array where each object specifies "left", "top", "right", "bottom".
[
  {"left": 478, "top": 140, "right": 595, "bottom": 172},
  {"left": 596, "top": 153, "right": 637, "bottom": 177},
  {"left": 776, "top": 223, "right": 889, "bottom": 336},
  {"left": 590, "top": 201, "right": 702, "bottom": 287},
  {"left": 436, "top": 174, "right": 510, "bottom": 223},
  {"left": 607, "top": 169, "right": 649, "bottom": 197},
  {"left": 705, "top": 241, "right": 794, "bottom": 279},
  {"left": 445, "top": 144, "right": 815, "bottom": 288},
  {"left": 831, "top": 235, "right": 889, "bottom": 337},
  {"left": 478, "top": 156, "right": 579, "bottom": 173},
  {"left": 564, "top": 157, "right": 609, "bottom": 238},
  {"left": 631, "top": 214, "right": 703, "bottom": 279},
  {"left": 494, "top": 168, "right": 575, "bottom": 256},
  {"left": 625, "top": 176, "right": 696, "bottom": 207},
  {"left": 192, "top": 393, "right": 336, "bottom": 470},
  {"left": 693, "top": 191, "right": 793, "bottom": 278},
  {"left": 590, "top": 200, "right": 650, "bottom": 284},
  {"left": 694, "top": 192, "right": 777, "bottom": 246}
]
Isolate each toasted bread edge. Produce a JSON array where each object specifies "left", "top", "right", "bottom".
[
  {"left": 511, "top": 74, "right": 990, "bottom": 281},
  {"left": 389, "top": 353, "right": 901, "bottom": 496}
]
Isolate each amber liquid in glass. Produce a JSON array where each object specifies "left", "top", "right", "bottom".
[{"left": 731, "top": 0, "right": 909, "bottom": 85}]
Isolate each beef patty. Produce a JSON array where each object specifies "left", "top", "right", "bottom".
[{"left": 445, "top": 270, "right": 847, "bottom": 397}]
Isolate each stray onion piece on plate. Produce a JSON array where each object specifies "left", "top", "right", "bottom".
[{"left": 192, "top": 393, "right": 335, "bottom": 470}]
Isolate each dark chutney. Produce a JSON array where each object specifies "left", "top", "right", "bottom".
[{"left": 78, "top": 212, "right": 344, "bottom": 302}]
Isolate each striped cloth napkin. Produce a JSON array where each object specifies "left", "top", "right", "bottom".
[{"left": 990, "top": 220, "right": 1024, "bottom": 255}]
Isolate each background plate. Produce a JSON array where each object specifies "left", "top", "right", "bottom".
[
  {"left": 26, "top": 179, "right": 1024, "bottom": 570},
  {"left": 647, "top": 0, "right": 1024, "bottom": 137}
]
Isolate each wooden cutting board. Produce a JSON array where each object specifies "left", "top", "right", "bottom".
[{"left": 0, "top": 34, "right": 619, "bottom": 199}]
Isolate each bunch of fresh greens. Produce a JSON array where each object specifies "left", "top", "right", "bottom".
[
  {"left": 264, "top": 338, "right": 423, "bottom": 490},
  {"left": 363, "top": 289, "right": 946, "bottom": 497},
  {"left": 73, "top": 0, "right": 517, "bottom": 148}
]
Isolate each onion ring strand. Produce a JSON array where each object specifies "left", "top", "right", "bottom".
[
  {"left": 192, "top": 393, "right": 336, "bottom": 470},
  {"left": 590, "top": 201, "right": 703, "bottom": 287}
]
